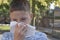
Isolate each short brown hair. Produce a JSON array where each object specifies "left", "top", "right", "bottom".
[{"left": 10, "top": 0, "right": 30, "bottom": 12}]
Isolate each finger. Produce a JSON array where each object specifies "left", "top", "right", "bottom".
[
  {"left": 17, "top": 23, "right": 24, "bottom": 31},
  {"left": 18, "top": 23, "right": 27, "bottom": 33},
  {"left": 20, "top": 24, "right": 27, "bottom": 32},
  {"left": 14, "top": 23, "right": 19, "bottom": 32},
  {"left": 15, "top": 23, "right": 18, "bottom": 29},
  {"left": 22, "top": 27, "right": 27, "bottom": 34},
  {"left": 14, "top": 23, "right": 23, "bottom": 33},
  {"left": 18, "top": 24, "right": 24, "bottom": 32},
  {"left": 21, "top": 25, "right": 27, "bottom": 33},
  {"left": 22, "top": 25, "right": 27, "bottom": 31}
]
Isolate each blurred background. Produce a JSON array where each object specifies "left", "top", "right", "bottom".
[{"left": 0, "top": 0, "right": 60, "bottom": 40}]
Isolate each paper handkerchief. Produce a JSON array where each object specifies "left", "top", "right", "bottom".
[{"left": 10, "top": 21, "right": 36, "bottom": 37}]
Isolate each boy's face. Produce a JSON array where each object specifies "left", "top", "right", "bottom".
[{"left": 10, "top": 11, "right": 32, "bottom": 24}]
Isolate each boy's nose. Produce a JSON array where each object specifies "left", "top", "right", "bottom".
[
  {"left": 17, "top": 19, "right": 20, "bottom": 23},
  {"left": 17, "top": 21, "right": 20, "bottom": 23},
  {"left": 17, "top": 20, "right": 23, "bottom": 23}
]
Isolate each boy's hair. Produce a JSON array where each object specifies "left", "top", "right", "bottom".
[{"left": 10, "top": 0, "right": 30, "bottom": 12}]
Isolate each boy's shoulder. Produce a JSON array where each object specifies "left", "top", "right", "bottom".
[
  {"left": 30, "top": 25, "right": 47, "bottom": 38},
  {"left": 3, "top": 32, "right": 12, "bottom": 36},
  {"left": 2, "top": 31, "right": 48, "bottom": 40},
  {"left": 27, "top": 25, "right": 48, "bottom": 40},
  {"left": 35, "top": 31, "right": 48, "bottom": 40},
  {"left": 1, "top": 32, "right": 13, "bottom": 40},
  {"left": 25, "top": 31, "right": 48, "bottom": 40},
  {"left": 35, "top": 31, "right": 47, "bottom": 37}
]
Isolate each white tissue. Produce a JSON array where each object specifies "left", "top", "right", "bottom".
[
  {"left": 10, "top": 21, "right": 17, "bottom": 33},
  {"left": 10, "top": 21, "right": 36, "bottom": 37}
]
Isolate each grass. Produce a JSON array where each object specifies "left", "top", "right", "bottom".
[{"left": 0, "top": 24, "right": 10, "bottom": 30}]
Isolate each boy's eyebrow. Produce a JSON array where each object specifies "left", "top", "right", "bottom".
[
  {"left": 13, "top": 19, "right": 17, "bottom": 21},
  {"left": 20, "top": 17, "right": 28, "bottom": 18},
  {"left": 20, "top": 17, "right": 28, "bottom": 19},
  {"left": 20, "top": 17, "right": 27, "bottom": 19}
]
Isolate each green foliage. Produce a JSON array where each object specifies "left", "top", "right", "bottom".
[
  {"left": 0, "top": 0, "right": 60, "bottom": 24},
  {"left": 29, "top": 0, "right": 60, "bottom": 26},
  {"left": 0, "top": 0, "right": 10, "bottom": 24}
]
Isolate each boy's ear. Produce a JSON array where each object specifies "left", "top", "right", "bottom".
[{"left": 30, "top": 13, "right": 33, "bottom": 20}]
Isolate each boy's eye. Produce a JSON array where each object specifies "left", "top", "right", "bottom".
[
  {"left": 13, "top": 19, "right": 17, "bottom": 21},
  {"left": 21, "top": 18, "right": 26, "bottom": 21}
]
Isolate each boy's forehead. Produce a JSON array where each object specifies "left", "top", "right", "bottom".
[{"left": 10, "top": 11, "right": 29, "bottom": 18}]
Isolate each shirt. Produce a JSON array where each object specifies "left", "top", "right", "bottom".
[{"left": 1, "top": 31, "right": 48, "bottom": 40}]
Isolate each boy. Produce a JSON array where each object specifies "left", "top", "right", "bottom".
[{"left": 1, "top": 0, "right": 48, "bottom": 40}]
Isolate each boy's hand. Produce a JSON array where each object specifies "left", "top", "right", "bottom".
[{"left": 14, "top": 23, "right": 27, "bottom": 40}]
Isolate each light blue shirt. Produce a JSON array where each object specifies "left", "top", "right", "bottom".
[{"left": 1, "top": 31, "right": 48, "bottom": 40}]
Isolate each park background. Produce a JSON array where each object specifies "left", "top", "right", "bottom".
[{"left": 0, "top": 0, "right": 60, "bottom": 40}]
